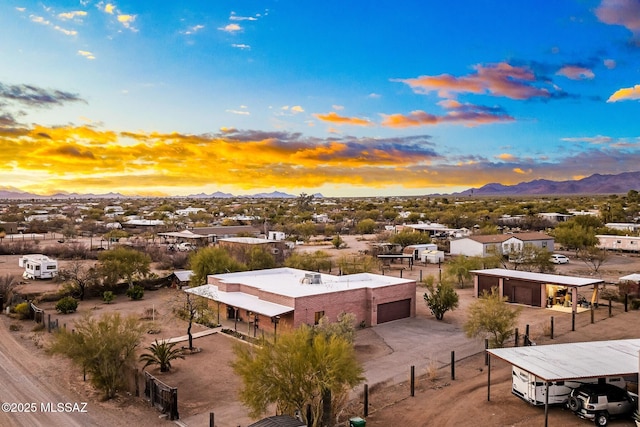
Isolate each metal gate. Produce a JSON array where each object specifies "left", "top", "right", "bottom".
[{"left": 144, "top": 371, "right": 179, "bottom": 420}]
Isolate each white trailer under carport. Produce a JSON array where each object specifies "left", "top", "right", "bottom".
[{"left": 487, "top": 339, "right": 640, "bottom": 427}]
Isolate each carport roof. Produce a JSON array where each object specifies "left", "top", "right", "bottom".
[
  {"left": 488, "top": 339, "right": 640, "bottom": 381},
  {"left": 471, "top": 268, "right": 604, "bottom": 287}
]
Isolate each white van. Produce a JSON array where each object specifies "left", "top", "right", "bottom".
[{"left": 511, "top": 366, "right": 626, "bottom": 406}]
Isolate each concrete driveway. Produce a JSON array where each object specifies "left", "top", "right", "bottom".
[{"left": 355, "top": 316, "right": 485, "bottom": 392}]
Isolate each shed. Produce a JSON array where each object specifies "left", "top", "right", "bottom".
[
  {"left": 487, "top": 339, "right": 640, "bottom": 426},
  {"left": 619, "top": 273, "right": 640, "bottom": 297},
  {"left": 471, "top": 268, "right": 603, "bottom": 310}
]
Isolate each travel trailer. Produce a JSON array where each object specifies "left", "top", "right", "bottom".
[
  {"left": 511, "top": 366, "right": 626, "bottom": 406},
  {"left": 18, "top": 254, "right": 59, "bottom": 280}
]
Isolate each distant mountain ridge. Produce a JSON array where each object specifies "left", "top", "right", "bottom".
[
  {"left": 0, "top": 187, "right": 310, "bottom": 200},
  {"left": 1, "top": 171, "right": 637, "bottom": 199},
  {"left": 460, "top": 172, "right": 640, "bottom": 196}
]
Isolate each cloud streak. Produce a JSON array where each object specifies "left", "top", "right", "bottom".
[{"left": 395, "top": 62, "right": 560, "bottom": 100}]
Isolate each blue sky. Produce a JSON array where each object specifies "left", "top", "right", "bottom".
[{"left": 0, "top": 0, "right": 639, "bottom": 197}]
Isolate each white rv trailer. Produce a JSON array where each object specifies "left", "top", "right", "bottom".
[
  {"left": 511, "top": 365, "right": 626, "bottom": 406},
  {"left": 18, "top": 254, "right": 59, "bottom": 280}
]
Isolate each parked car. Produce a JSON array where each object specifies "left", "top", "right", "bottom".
[
  {"left": 550, "top": 254, "right": 569, "bottom": 264},
  {"left": 566, "top": 383, "right": 637, "bottom": 426}
]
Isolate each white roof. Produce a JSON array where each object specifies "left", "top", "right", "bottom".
[
  {"left": 210, "top": 267, "right": 414, "bottom": 298},
  {"left": 471, "top": 268, "right": 604, "bottom": 287},
  {"left": 489, "top": 339, "right": 640, "bottom": 381},
  {"left": 620, "top": 273, "right": 640, "bottom": 282},
  {"left": 158, "top": 230, "right": 211, "bottom": 239},
  {"left": 185, "top": 284, "right": 294, "bottom": 317},
  {"left": 172, "top": 270, "right": 193, "bottom": 282},
  {"left": 185, "top": 268, "right": 414, "bottom": 316}
]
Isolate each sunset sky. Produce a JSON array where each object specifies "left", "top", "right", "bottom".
[{"left": 1, "top": 1, "right": 639, "bottom": 197}]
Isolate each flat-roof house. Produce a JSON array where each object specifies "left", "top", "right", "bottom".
[
  {"left": 450, "top": 232, "right": 554, "bottom": 257},
  {"left": 185, "top": 267, "right": 417, "bottom": 332}
]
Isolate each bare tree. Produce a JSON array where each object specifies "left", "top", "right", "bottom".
[
  {"left": 58, "top": 260, "right": 100, "bottom": 301},
  {"left": 0, "top": 274, "right": 19, "bottom": 307},
  {"left": 578, "top": 246, "right": 608, "bottom": 275}
]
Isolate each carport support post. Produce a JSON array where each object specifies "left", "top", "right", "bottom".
[
  {"left": 487, "top": 353, "right": 491, "bottom": 401},
  {"left": 571, "top": 310, "right": 575, "bottom": 331},
  {"left": 451, "top": 351, "right": 455, "bottom": 380},
  {"left": 410, "top": 366, "right": 415, "bottom": 396},
  {"left": 484, "top": 339, "right": 489, "bottom": 365},
  {"left": 544, "top": 382, "right": 550, "bottom": 427},
  {"left": 364, "top": 384, "right": 369, "bottom": 416},
  {"left": 550, "top": 316, "right": 554, "bottom": 340},
  {"left": 591, "top": 304, "right": 594, "bottom": 324},
  {"left": 515, "top": 328, "right": 519, "bottom": 347},
  {"left": 209, "top": 412, "right": 214, "bottom": 427},
  {"left": 608, "top": 298, "right": 612, "bottom": 317}
]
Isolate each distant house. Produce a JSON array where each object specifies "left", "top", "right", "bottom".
[
  {"left": 190, "top": 225, "right": 261, "bottom": 239},
  {"left": 597, "top": 235, "right": 640, "bottom": 253},
  {"left": 450, "top": 232, "right": 554, "bottom": 257},
  {"left": 537, "top": 212, "right": 572, "bottom": 223},
  {"left": 605, "top": 223, "right": 640, "bottom": 233},
  {"left": 218, "top": 237, "right": 288, "bottom": 264}
]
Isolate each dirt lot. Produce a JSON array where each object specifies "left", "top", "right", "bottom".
[{"left": 1, "top": 237, "right": 640, "bottom": 426}]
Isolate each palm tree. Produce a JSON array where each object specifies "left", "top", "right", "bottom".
[{"left": 139, "top": 340, "right": 185, "bottom": 372}]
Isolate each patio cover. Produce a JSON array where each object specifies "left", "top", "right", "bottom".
[
  {"left": 185, "top": 284, "right": 294, "bottom": 317},
  {"left": 620, "top": 273, "right": 640, "bottom": 282}
]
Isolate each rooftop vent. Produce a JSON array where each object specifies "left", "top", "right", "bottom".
[{"left": 302, "top": 272, "right": 322, "bottom": 285}]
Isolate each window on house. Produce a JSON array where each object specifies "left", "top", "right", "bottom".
[{"left": 314, "top": 311, "right": 325, "bottom": 325}]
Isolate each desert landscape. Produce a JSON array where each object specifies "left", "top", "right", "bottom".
[{"left": 1, "top": 236, "right": 640, "bottom": 427}]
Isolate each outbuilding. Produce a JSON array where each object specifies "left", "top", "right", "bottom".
[{"left": 471, "top": 268, "right": 604, "bottom": 311}]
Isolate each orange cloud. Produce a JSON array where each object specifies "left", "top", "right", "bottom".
[
  {"left": 607, "top": 84, "right": 640, "bottom": 102},
  {"left": 497, "top": 153, "right": 516, "bottom": 161},
  {"left": 381, "top": 101, "right": 514, "bottom": 128},
  {"left": 556, "top": 66, "right": 595, "bottom": 80},
  {"left": 396, "top": 62, "right": 553, "bottom": 100},
  {"left": 313, "top": 112, "right": 372, "bottom": 126}
]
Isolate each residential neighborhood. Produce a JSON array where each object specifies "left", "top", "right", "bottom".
[{"left": 1, "top": 192, "right": 640, "bottom": 427}]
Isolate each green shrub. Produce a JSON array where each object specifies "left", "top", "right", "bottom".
[
  {"left": 56, "top": 296, "right": 78, "bottom": 314},
  {"left": 103, "top": 291, "right": 115, "bottom": 304},
  {"left": 631, "top": 299, "right": 640, "bottom": 310},
  {"left": 126, "top": 285, "right": 144, "bottom": 300},
  {"left": 14, "top": 302, "right": 31, "bottom": 319}
]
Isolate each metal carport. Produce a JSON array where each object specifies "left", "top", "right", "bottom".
[{"left": 487, "top": 339, "right": 640, "bottom": 427}]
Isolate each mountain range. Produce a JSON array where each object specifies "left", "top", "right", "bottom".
[
  {"left": 1, "top": 172, "right": 638, "bottom": 199},
  {"left": 457, "top": 171, "right": 640, "bottom": 196},
  {"left": 0, "top": 188, "right": 316, "bottom": 200}
]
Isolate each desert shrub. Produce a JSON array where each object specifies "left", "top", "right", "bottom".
[
  {"left": 14, "top": 302, "right": 31, "bottom": 319},
  {"left": 56, "top": 296, "right": 78, "bottom": 314},
  {"left": 631, "top": 299, "right": 640, "bottom": 310},
  {"left": 9, "top": 323, "right": 22, "bottom": 331},
  {"left": 103, "top": 291, "right": 115, "bottom": 304},
  {"left": 0, "top": 240, "right": 39, "bottom": 256},
  {"left": 126, "top": 285, "right": 144, "bottom": 300}
]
